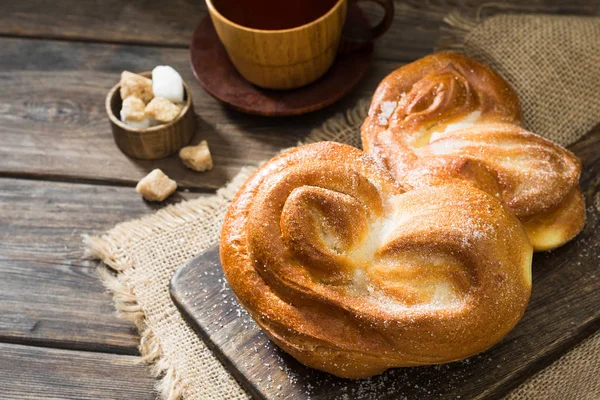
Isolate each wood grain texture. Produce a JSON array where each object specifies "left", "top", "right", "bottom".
[
  {"left": 170, "top": 126, "right": 600, "bottom": 399},
  {"left": 0, "top": 177, "right": 202, "bottom": 353},
  {"left": 0, "top": 0, "right": 205, "bottom": 47},
  {"left": 0, "top": 1, "right": 595, "bottom": 53},
  {"left": 0, "top": 343, "right": 156, "bottom": 400}
]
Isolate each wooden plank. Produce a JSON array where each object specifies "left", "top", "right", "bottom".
[
  {"left": 0, "top": 177, "right": 201, "bottom": 353},
  {"left": 169, "top": 126, "right": 600, "bottom": 399},
  {"left": 0, "top": 342, "right": 156, "bottom": 400},
  {"left": 0, "top": 0, "right": 204, "bottom": 47},
  {"left": 0, "top": 1, "right": 595, "bottom": 52},
  {"left": 0, "top": 37, "right": 403, "bottom": 190}
]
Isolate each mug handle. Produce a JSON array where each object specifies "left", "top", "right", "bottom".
[{"left": 338, "top": 0, "right": 394, "bottom": 53}]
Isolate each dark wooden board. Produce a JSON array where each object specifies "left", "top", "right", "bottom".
[
  {"left": 0, "top": 342, "right": 156, "bottom": 399},
  {"left": 0, "top": 177, "right": 203, "bottom": 354},
  {"left": 171, "top": 125, "right": 600, "bottom": 399}
]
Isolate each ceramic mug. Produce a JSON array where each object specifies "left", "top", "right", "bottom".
[{"left": 205, "top": 0, "right": 394, "bottom": 90}]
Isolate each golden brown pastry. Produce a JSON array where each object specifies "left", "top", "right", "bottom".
[
  {"left": 361, "top": 52, "right": 585, "bottom": 251},
  {"left": 220, "top": 142, "right": 532, "bottom": 378}
]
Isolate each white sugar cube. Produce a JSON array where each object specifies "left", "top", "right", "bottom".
[{"left": 152, "top": 66, "right": 184, "bottom": 103}]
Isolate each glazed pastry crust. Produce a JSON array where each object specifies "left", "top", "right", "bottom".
[
  {"left": 220, "top": 142, "right": 532, "bottom": 378},
  {"left": 361, "top": 52, "right": 585, "bottom": 251}
]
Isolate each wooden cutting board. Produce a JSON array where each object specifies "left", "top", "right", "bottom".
[{"left": 170, "top": 126, "right": 600, "bottom": 399}]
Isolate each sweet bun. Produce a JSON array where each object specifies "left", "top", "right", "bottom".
[
  {"left": 361, "top": 52, "right": 585, "bottom": 251},
  {"left": 220, "top": 142, "right": 532, "bottom": 378}
]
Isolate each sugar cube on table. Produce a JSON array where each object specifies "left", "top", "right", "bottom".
[
  {"left": 120, "top": 71, "right": 153, "bottom": 104},
  {"left": 152, "top": 66, "right": 184, "bottom": 103},
  {"left": 135, "top": 169, "right": 177, "bottom": 202},
  {"left": 145, "top": 97, "right": 182, "bottom": 123},
  {"left": 179, "top": 140, "right": 213, "bottom": 172},
  {"left": 120, "top": 96, "right": 154, "bottom": 128}
]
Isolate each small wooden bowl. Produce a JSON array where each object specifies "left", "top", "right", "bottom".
[{"left": 106, "top": 72, "right": 196, "bottom": 160}]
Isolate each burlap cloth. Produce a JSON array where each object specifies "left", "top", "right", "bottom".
[{"left": 85, "top": 13, "right": 600, "bottom": 400}]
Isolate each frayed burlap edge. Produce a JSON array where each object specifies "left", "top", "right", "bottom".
[{"left": 83, "top": 168, "right": 256, "bottom": 400}]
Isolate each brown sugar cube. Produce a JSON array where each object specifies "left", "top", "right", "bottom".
[
  {"left": 120, "top": 71, "right": 154, "bottom": 104},
  {"left": 179, "top": 140, "right": 213, "bottom": 172},
  {"left": 145, "top": 97, "right": 181, "bottom": 123},
  {"left": 121, "top": 96, "right": 146, "bottom": 121},
  {"left": 121, "top": 96, "right": 153, "bottom": 128},
  {"left": 135, "top": 169, "right": 177, "bottom": 202},
  {"left": 120, "top": 95, "right": 147, "bottom": 120}
]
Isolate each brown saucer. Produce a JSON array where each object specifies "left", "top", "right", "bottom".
[{"left": 190, "top": 5, "right": 374, "bottom": 117}]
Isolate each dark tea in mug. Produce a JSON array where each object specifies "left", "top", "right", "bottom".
[{"left": 212, "top": 0, "right": 339, "bottom": 30}]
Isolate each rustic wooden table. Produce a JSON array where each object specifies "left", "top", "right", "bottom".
[{"left": 1, "top": 1, "right": 598, "bottom": 398}]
